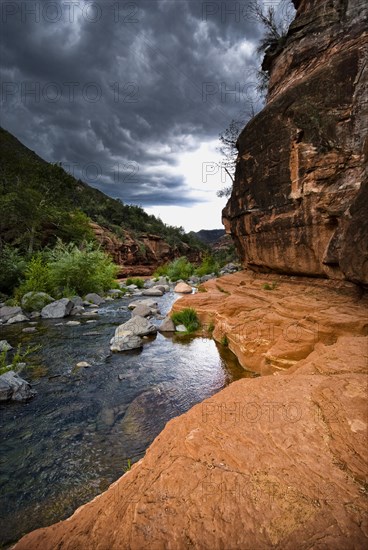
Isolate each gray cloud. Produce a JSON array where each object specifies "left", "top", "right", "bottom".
[{"left": 0, "top": 0, "right": 287, "bottom": 207}]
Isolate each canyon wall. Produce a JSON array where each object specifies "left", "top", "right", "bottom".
[
  {"left": 223, "top": 0, "right": 368, "bottom": 285},
  {"left": 91, "top": 223, "right": 202, "bottom": 277}
]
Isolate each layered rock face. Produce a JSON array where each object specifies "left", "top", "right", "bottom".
[
  {"left": 14, "top": 271, "right": 368, "bottom": 549},
  {"left": 223, "top": 0, "right": 368, "bottom": 285},
  {"left": 91, "top": 223, "right": 201, "bottom": 277}
]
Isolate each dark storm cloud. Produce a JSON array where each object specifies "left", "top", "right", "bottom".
[{"left": 0, "top": 0, "right": 289, "bottom": 207}]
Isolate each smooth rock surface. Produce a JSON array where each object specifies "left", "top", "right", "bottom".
[
  {"left": 158, "top": 316, "right": 176, "bottom": 332},
  {"left": 112, "top": 316, "right": 157, "bottom": 338},
  {"left": 131, "top": 305, "right": 152, "bottom": 318},
  {"left": 84, "top": 293, "right": 105, "bottom": 305},
  {"left": 142, "top": 288, "right": 163, "bottom": 297},
  {"left": 110, "top": 330, "right": 143, "bottom": 352},
  {"left": 41, "top": 299, "right": 73, "bottom": 319},
  {"left": 174, "top": 282, "right": 192, "bottom": 294},
  {"left": 7, "top": 313, "right": 29, "bottom": 324},
  {"left": 0, "top": 306, "right": 22, "bottom": 322}
]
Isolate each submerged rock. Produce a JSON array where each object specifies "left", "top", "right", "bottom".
[{"left": 0, "top": 371, "right": 36, "bottom": 402}]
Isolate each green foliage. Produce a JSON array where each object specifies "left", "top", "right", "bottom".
[
  {"left": 126, "top": 277, "right": 144, "bottom": 289},
  {"left": 195, "top": 254, "right": 219, "bottom": 277},
  {"left": 262, "top": 282, "right": 278, "bottom": 291},
  {"left": 48, "top": 241, "right": 118, "bottom": 297},
  {"left": 0, "top": 245, "right": 26, "bottom": 295},
  {"left": 0, "top": 343, "right": 41, "bottom": 375},
  {"left": 220, "top": 335, "right": 229, "bottom": 347},
  {"left": 16, "top": 242, "right": 118, "bottom": 299},
  {"left": 124, "top": 459, "right": 132, "bottom": 473},
  {"left": 21, "top": 292, "right": 54, "bottom": 312},
  {"left": 207, "top": 321, "right": 215, "bottom": 333},
  {"left": 160, "top": 257, "right": 195, "bottom": 281},
  {"left": 171, "top": 308, "right": 201, "bottom": 333}
]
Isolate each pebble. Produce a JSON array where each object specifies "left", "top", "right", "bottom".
[{"left": 76, "top": 361, "right": 91, "bottom": 368}]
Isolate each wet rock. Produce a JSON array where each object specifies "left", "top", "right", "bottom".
[
  {"left": 0, "top": 371, "right": 36, "bottom": 402},
  {"left": 128, "top": 299, "right": 158, "bottom": 310},
  {"left": 110, "top": 330, "right": 143, "bottom": 352},
  {"left": 0, "top": 340, "right": 13, "bottom": 352},
  {"left": 66, "top": 321, "right": 81, "bottom": 327},
  {"left": 113, "top": 316, "right": 157, "bottom": 337},
  {"left": 131, "top": 305, "right": 152, "bottom": 318},
  {"left": 7, "top": 313, "right": 29, "bottom": 324},
  {"left": 70, "top": 306, "right": 85, "bottom": 316},
  {"left": 142, "top": 288, "right": 163, "bottom": 297},
  {"left": 22, "top": 327, "right": 37, "bottom": 334},
  {"left": 84, "top": 293, "right": 105, "bottom": 306},
  {"left": 158, "top": 317, "right": 176, "bottom": 332},
  {"left": 29, "top": 312, "right": 41, "bottom": 319},
  {"left": 70, "top": 296, "right": 84, "bottom": 307},
  {"left": 41, "top": 299, "right": 73, "bottom": 319},
  {"left": 174, "top": 282, "right": 192, "bottom": 294},
  {"left": 0, "top": 306, "right": 22, "bottom": 322},
  {"left": 107, "top": 289, "right": 124, "bottom": 298},
  {"left": 76, "top": 361, "right": 91, "bottom": 368}
]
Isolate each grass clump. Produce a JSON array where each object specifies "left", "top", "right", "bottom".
[
  {"left": 0, "top": 343, "right": 42, "bottom": 375},
  {"left": 220, "top": 335, "right": 229, "bottom": 347},
  {"left": 171, "top": 308, "right": 201, "bottom": 333},
  {"left": 125, "top": 277, "right": 144, "bottom": 289},
  {"left": 195, "top": 254, "right": 219, "bottom": 278},
  {"left": 262, "top": 282, "right": 278, "bottom": 291}
]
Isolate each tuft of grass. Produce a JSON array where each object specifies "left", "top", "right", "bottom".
[
  {"left": 207, "top": 321, "right": 215, "bottom": 333},
  {"left": 216, "top": 285, "right": 230, "bottom": 295},
  {"left": 220, "top": 335, "right": 229, "bottom": 347},
  {"left": 171, "top": 308, "right": 201, "bottom": 333},
  {"left": 262, "top": 282, "right": 278, "bottom": 291},
  {"left": 0, "top": 343, "right": 42, "bottom": 375},
  {"left": 126, "top": 277, "right": 144, "bottom": 289},
  {"left": 124, "top": 458, "right": 132, "bottom": 472},
  {"left": 197, "top": 285, "right": 207, "bottom": 293}
]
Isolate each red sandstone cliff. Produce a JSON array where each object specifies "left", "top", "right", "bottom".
[{"left": 223, "top": 0, "right": 368, "bottom": 285}]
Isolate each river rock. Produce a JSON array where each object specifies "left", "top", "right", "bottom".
[
  {"left": 0, "top": 371, "right": 36, "bottom": 402},
  {"left": 110, "top": 330, "right": 143, "bottom": 352},
  {"left": 76, "top": 361, "right": 91, "bottom": 368},
  {"left": 21, "top": 292, "right": 54, "bottom": 312},
  {"left": 70, "top": 306, "right": 85, "bottom": 316},
  {"left": 128, "top": 299, "right": 158, "bottom": 310},
  {"left": 131, "top": 305, "right": 152, "bottom": 318},
  {"left": 114, "top": 316, "right": 157, "bottom": 337},
  {"left": 70, "top": 296, "right": 84, "bottom": 307},
  {"left": 66, "top": 321, "right": 81, "bottom": 326},
  {"left": 22, "top": 327, "right": 37, "bottom": 334},
  {"left": 84, "top": 293, "right": 105, "bottom": 305},
  {"left": 7, "top": 313, "right": 29, "bottom": 324},
  {"left": 41, "top": 298, "right": 73, "bottom": 319},
  {"left": 107, "top": 289, "right": 124, "bottom": 298},
  {"left": 174, "top": 282, "right": 192, "bottom": 294},
  {"left": 152, "top": 285, "right": 166, "bottom": 293},
  {"left": 0, "top": 306, "right": 22, "bottom": 322},
  {"left": 175, "top": 324, "right": 187, "bottom": 332},
  {"left": 142, "top": 288, "right": 163, "bottom": 297},
  {"left": 158, "top": 317, "right": 176, "bottom": 332},
  {"left": 0, "top": 340, "right": 13, "bottom": 352}
]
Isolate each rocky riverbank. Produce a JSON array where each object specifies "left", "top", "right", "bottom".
[{"left": 13, "top": 270, "right": 368, "bottom": 549}]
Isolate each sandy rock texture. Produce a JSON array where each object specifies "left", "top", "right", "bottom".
[{"left": 14, "top": 270, "right": 368, "bottom": 549}]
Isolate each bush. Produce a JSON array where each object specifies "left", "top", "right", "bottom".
[
  {"left": 262, "top": 282, "right": 278, "bottom": 291},
  {"left": 0, "top": 245, "right": 27, "bottom": 295},
  {"left": 195, "top": 254, "right": 219, "bottom": 278},
  {"left": 21, "top": 292, "right": 54, "bottom": 312},
  {"left": 16, "top": 241, "right": 119, "bottom": 299},
  {"left": 164, "top": 257, "right": 194, "bottom": 281},
  {"left": 171, "top": 308, "right": 201, "bottom": 333},
  {"left": 126, "top": 277, "right": 144, "bottom": 289}
]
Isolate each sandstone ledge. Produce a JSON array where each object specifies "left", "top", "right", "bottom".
[{"left": 14, "top": 272, "right": 368, "bottom": 549}]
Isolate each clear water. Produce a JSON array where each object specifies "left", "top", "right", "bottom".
[{"left": 0, "top": 292, "right": 256, "bottom": 547}]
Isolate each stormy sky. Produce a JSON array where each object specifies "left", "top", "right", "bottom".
[{"left": 0, "top": 0, "right": 294, "bottom": 231}]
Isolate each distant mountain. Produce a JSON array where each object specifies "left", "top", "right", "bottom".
[
  {"left": 190, "top": 229, "right": 226, "bottom": 245},
  {"left": 0, "top": 127, "right": 205, "bottom": 272}
]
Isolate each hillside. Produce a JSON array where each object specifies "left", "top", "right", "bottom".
[{"left": 0, "top": 126, "right": 205, "bottom": 273}]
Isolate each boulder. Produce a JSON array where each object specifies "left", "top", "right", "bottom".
[
  {"left": 41, "top": 298, "right": 73, "bottom": 319},
  {"left": 21, "top": 292, "right": 54, "bottom": 312},
  {"left": 174, "top": 282, "right": 192, "bottom": 294},
  {"left": 119, "top": 316, "right": 157, "bottom": 337},
  {"left": 0, "top": 371, "right": 36, "bottom": 402},
  {"left": 158, "top": 317, "right": 176, "bottom": 332},
  {"left": 142, "top": 288, "right": 163, "bottom": 297},
  {"left": 7, "top": 313, "right": 29, "bottom": 324},
  {"left": 70, "top": 306, "right": 85, "bottom": 316},
  {"left": 131, "top": 305, "right": 152, "bottom": 318},
  {"left": 128, "top": 299, "right": 158, "bottom": 310},
  {"left": 110, "top": 330, "right": 143, "bottom": 352},
  {"left": 84, "top": 293, "right": 105, "bottom": 305},
  {"left": 0, "top": 340, "right": 13, "bottom": 352},
  {"left": 70, "top": 296, "right": 84, "bottom": 307},
  {"left": 0, "top": 306, "right": 22, "bottom": 322}
]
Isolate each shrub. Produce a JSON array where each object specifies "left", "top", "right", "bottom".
[
  {"left": 262, "top": 282, "right": 278, "bottom": 291},
  {"left": 166, "top": 257, "right": 194, "bottom": 281},
  {"left": 171, "top": 308, "right": 201, "bottom": 333},
  {"left": 0, "top": 245, "right": 27, "bottom": 295},
  {"left": 21, "top": 292, "right": 54, "bottom": 312},
  {"left": 220, "top": 335, "right": 229, "bottom": 347},
  {"left": 15, "top": 254, "right": 53, "bottom": 299},
  {"left": 126, "top": 277, "right": 144, "bottom": 289},
  {"left": 195, "top": 254, "right": 219, "bottom": 278}
]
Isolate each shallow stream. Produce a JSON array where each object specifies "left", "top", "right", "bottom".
[{"left": 0, "top": 292, "right": 256, "bottom": 547}]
